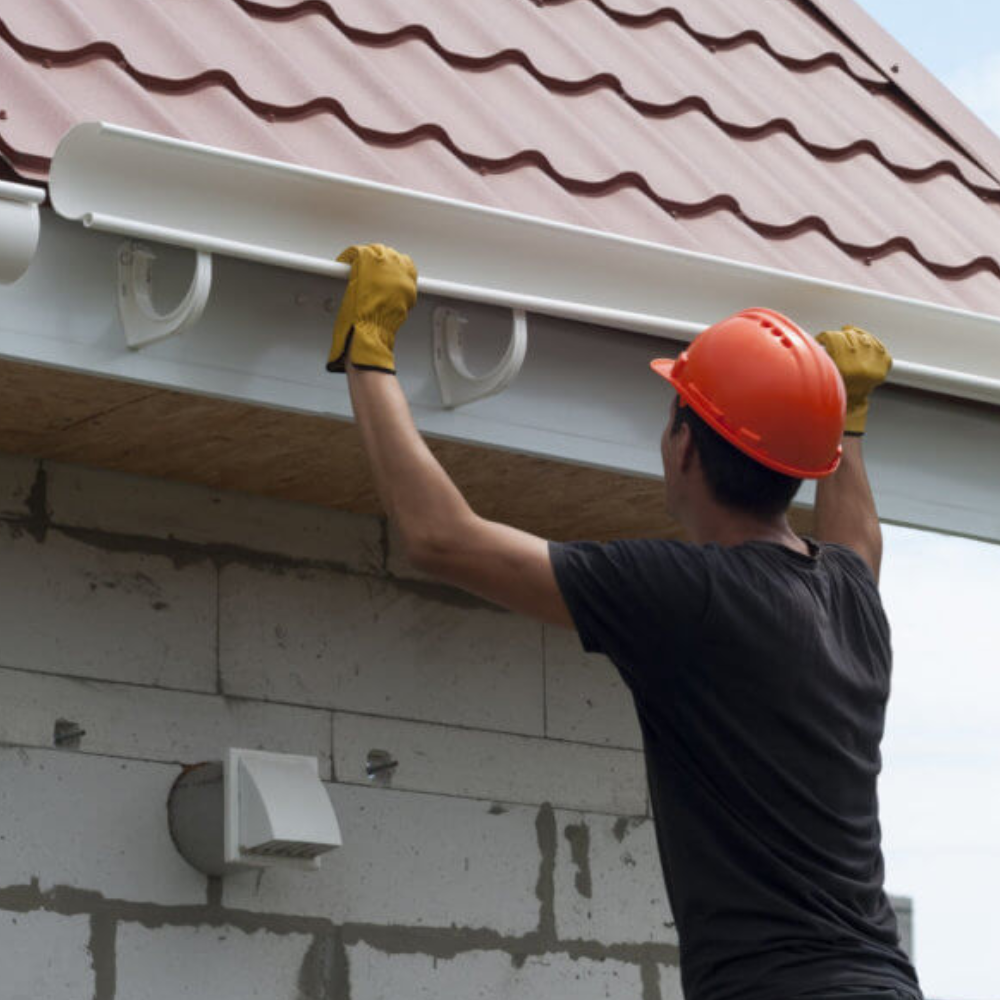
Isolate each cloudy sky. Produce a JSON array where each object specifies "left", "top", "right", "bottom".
[{"left": 853, "top": 4, "right": 1000, "bottom": 998}]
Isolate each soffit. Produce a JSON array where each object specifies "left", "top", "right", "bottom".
[
  {"left": 1, "top": 0, "right": 999, "bottom": 315},
  {"left": 0, "top": 357, "right": 696, "bottom": 543}
]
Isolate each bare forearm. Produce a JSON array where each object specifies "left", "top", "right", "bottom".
[
  {"left": 346, "top": 366, "right": 474, "bottom": 552},
  {"left": 814, "top": 437, "right": 883, "bottom": 580}
]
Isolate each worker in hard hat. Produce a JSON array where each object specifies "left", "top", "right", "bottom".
[{"left": 327, "top": 244, "right": 923, "bottom": 1000}]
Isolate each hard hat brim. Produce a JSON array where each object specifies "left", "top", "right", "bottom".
[{"left": 650, "top": 358, "right": 677, "bottom": 382}]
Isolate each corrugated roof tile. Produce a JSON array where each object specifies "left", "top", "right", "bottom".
[
  {"left": 226, "top": 0, "right": 996, "bottom": 191},
  {"left": 1, "top": 0, "right": 998, "bottom": 315}
]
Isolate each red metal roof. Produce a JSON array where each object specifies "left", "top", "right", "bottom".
[{"left": 2, "top": 0, "right": 1000, "bottom": 314}]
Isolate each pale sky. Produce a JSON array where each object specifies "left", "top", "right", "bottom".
[
  {"left": 857, "top": 0, "right": 1000, "bottom": 135},
  {"left": 852, "top": 5, "right": 1000, "bottom": 999},
  {"left": 878, "top": 527, "right": 1000, "bottom": 1000}
]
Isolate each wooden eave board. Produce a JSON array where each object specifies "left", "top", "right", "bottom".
[{"left": 0, "top": 357, "right": 699, "bottom": 543}]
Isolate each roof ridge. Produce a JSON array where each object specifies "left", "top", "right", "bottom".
[
  {"left": 807, "top": 0, "right": 1000, "bottom": 188},
  {"left": 230, "top": 1, "right": 997, "bottom": 198}
]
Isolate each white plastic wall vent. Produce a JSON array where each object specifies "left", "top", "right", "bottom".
[
  {"left": 48, "top": 121, "right": 1000, "bottom": 407},
  {"left": 0, "top": 180, "right": 44, "bottom": 285},
  {"left": 225, "top": 748, "right": 341, "bottom": 870},
  {"left": 167, "top": 749, "right": 341, "bottom": 876}
]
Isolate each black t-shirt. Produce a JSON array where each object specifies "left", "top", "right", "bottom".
[{"left": 549, "top": 537, "right": 922, "bottom": 1000}]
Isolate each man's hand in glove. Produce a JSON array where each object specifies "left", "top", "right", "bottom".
[
  {"left": 817, "top": 326, "right": 892, "bottom": 435},
  {"left": 327, "top": 243, "right": 418, "bottom": 375}
]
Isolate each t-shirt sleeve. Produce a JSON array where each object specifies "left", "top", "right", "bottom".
[{"left": 549, "top": 538, "right": 710, "bottom": 681}]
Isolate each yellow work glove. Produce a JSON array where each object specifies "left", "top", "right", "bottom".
[
  {"left": 816, "top": 325, "right": 892, "bottom": 435},
  {"left": 326, "top": 243, "right": 418, "bottom": 375}
]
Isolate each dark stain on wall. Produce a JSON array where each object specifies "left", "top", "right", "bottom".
[
  {"left": 297, "top": 932, "right": 339, "bottom": 1000},
  {"left": 88, "top": 912, "right": 117, "bottom": 1000},
  {"left": 563, "top": 822, "right": 593, "bottom": 899},
  {"left": 24, "top": 463, "right": 49, "bottom": 544},
  {"left": 534, "top": 803, "right": 557, "bottom": 942},
  {"left": 0, "top": 875, "right": 680, "bottom": 997}
]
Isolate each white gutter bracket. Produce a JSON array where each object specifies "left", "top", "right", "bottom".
[
  {"left": 118, "top": 240, "right": 213, "bottom": 349},
  {"left": 433, "top": 306, "right": 528, "bottom": 408}
]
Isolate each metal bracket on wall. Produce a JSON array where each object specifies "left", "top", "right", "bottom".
[
  {"left": 433, "top": 306, "right": 528, "bottom": 408},
  {"left": 118, "top": 240, "right": 213, "bottom": 349}
]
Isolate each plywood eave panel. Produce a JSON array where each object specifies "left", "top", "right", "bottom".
[
  {"left": 0, "top": 358, "right": 685, "bottom": 543},
  {"left": 1, "top": 213, "right": 998, "bottom": 543}
]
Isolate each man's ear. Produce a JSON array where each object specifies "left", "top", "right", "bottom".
[{"left": 677, "top": 423, "right": 697, "bottom": 473}]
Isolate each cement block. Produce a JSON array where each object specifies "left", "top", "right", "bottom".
[
  {"left": 46, "top": 460, "right": 383, "bottom": 572},
  {"left": 0, "top": 748, "right": 205, "bottom": 904},
  {"left": 0, "top": 667, "right": 333, "bottom": 778},
  {"left": 333, "top": 712, "right": 646, "bottom": 814},
  {"left": 891, "top": 894, "right": 913, "bottom": 958},
  {"left": 116, "top": 923, "right": 314, "bottom": 1000},
  {"left": 224, "top": 784, "right": 541, "bottom": 936},
  {"left": 553, "top": 811, "right": 677, "bottom": 947},
  {"left": 544, "top": 626, "right": 642, "bottom": 750},
  {"left": 0, "top": 910, "right": 93, "bottom": 1000},
  {"left": 0, "top": 452, "right": 37, "bottom": 519},
  {"left": 220, "top": 563, "right": 545, "bottom": 735},
  {"left": 659, "top": 963, "right": 685, "bottom": 999},
  {"left": 0, "top": 528, "right": 215, "bottom": 691},
  {"left": 349, "top": 942, "right": 644, "bottom": 1000}
]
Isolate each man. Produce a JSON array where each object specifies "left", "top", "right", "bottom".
[{"left": 328, "top": 244, "right": 923, "bottom": 1000}]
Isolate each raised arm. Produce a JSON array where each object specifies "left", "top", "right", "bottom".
[
  {"left": 814, "top": 436, "right": 882, "bottom": 581},
  {"left": 331, "top": 244, "right": 573, "bottom": 628},
  {"left": 814, "top": 327, "right": 892, "bottom": 582}
]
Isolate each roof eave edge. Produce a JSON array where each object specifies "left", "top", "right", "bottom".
[
  {"left": 809, "top": 0, "right": 1000, "bottom": 187},
  {"left": 47, "top": 122, "right": 1000, "bottom": 405}
]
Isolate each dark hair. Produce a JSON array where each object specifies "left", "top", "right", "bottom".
[{"left": 670, "top": 402, "right": 802, "bottom": 517}]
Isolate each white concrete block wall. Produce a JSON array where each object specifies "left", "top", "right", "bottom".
[
  {"left": 0, "top": 909, "right": 94, "bottom": 1000},
  {"left": 553, "top": 811, "right": 676, "bottom": 948},
  {"left": 331, "top": 712, "right": 646, "bottom": 812},
  {"left": 0, "top": 453, "right": 677, "bottom": 1000},
  {"left": 0, "top": 749, "right": 206, "bottom": 905},
  {"left": 544, "top": 626, "right": 642, "bottom": 750},
  {"left": 225, "top": 785, "right": 544, "bottom": 933},
  {"left": 220, "top": 562, "right": 546, "bottom": 734},
  {"left": 115, "top": 924, "right": 317, "bottom": 1000},
  {"left": 45, "top": 460, "right": 384, "bottom": 573},
  {"left": 348, "top": 943, "right": 648, "bottom": 1000},
  {"left": 0, "top": 528, "right": 216, "bottom": 690},
  {"left": 0, "top": 667, "right": 333, "bottom": 777}
]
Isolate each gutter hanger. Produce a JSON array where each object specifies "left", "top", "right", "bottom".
[
  {"left": 0, "top": 180, "right": 44, "bottom": 285},
  {"left": 49, "top": 122, "right": 1000, "bottom": 407}
]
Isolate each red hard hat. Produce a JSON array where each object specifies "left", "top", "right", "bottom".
[{"left": 650, "top": 308, "right": 846, "bottom": 478}]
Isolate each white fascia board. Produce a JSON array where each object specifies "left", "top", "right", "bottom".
[
  {"left": 1, "top": 210, "right": 999, "bottom": 544},
  {"left": 48, "top": 122, "right": 1000, "bottom": 406},
  {"left": 0, "top": 179, "right": 44, "bottom": 285}
]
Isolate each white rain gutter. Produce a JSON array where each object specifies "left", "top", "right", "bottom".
[
  {"left": 0, "top": 179, "right": 44, "bottom": 285},
  {"left": 48, "top": 121, "right": 1000, "bottom": 407}
]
